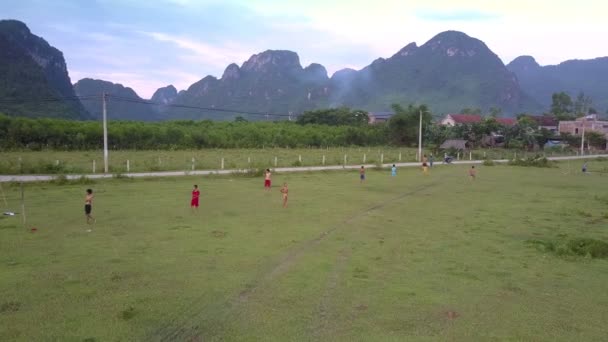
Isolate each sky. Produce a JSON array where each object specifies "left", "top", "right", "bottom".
[{"left": 2, "top": 0, "right": 606, "bottom": 98}]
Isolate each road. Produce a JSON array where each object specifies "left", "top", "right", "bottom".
[{"left": 1, "top": 154, "right": 606, "bottom": 183}]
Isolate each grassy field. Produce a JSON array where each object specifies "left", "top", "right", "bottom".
[
  {"left": 1, "top": 161, "right": 608, "bottom": 341},
  {"left": 0, "top": 147, "right": 587, "bottom": 174}
]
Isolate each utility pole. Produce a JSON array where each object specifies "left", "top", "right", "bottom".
[
  {"left": 102, "top": 92, "right": 109, "bottom": 173},
  {"left": 418, "top": 110, "right": 423, "bottom": 162},
  {"left": 580, "top": 118, "right": 585, "bottom": 156}
]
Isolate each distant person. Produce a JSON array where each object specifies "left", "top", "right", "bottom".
[
  {"left": 280, "top": 182, "right": 289, "bottom": 208},
  {"left": 422, "top": 154, "right": 429, "bottom": 175},
  {"left": 264, "top": 169, "right": 272, "bottom": 191},
  {"left": 429, "top": 154, "right": 434, "bottom": 168},
  {"left": 191, "top": 185, "right": 200, "bottom": 211},
  {"left": 469, "top": 165, "right": 476, "bottom": 180},
  {"left": 391, "top": 164, "right": 397, "bottom": 177},
  {"left": 360, "top": 166, "right": 366, "bottom": 183},
  {"left": 85, "top": 189, "right": 95, "bottom": 225},
  {"left": 582, "top": 162, "right": 588, "bottom": 174}
]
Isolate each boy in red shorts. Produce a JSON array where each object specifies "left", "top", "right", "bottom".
[
  {"left": 191, "top": 184, "right": 200, "bottom": 211},
  {"left": 264, "top": 169, "right": 272, "bottom": 191}
]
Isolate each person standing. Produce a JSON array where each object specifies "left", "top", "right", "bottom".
[
  {"left": 391, "top": 164, "right": 397, "bottom": 177},
  {"left": 85, "top": 189, "right": 95, "bottom": 225},
  {"left": 360, "top": 166, "right": 366, "bottom": 183},
  {"left": 429, "top": 154, "right": 434, "bottom": 168},
  {"left": 264, "top": 169, "right": 272, "bottom": 191},
  {"left": 191, "top": 185, "right": 200, "bottom": 211},
  {"left": 469, "top": 165, "right": 477, "bottom": 180},
  {"left": 280, "top": 183, "right": 289, "bottom": 208},
  {"left": 582, "top": 162, "right": 588, "bottom": 174},
  {"left": 422, "top": 154, "right": 429, "bottom": 175}
]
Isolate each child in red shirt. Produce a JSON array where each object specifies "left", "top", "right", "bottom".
[{"left": 191, "top": 185, "right": 200, "bottom": 210}]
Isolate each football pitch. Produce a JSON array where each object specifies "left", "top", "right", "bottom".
[{"left": 1, "top": 162, "right": 608, "bottom": 341}]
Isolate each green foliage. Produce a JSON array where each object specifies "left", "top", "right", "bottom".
[
  {"left": 297, "top": 107, "right": 369, "bottom": 126},
  {"left": 482, "top": 159, "right": 495, "bottom": 166},
  {"left": 388, "top": 104, "right": 432, "bottom": 146},
  {"left": 527, "top": 238, "right": 608, "bottom": 259},
  {"left": 551, "top": 92, "right": 573, "bottom": 117},
  {"left": 508, "top": 156, "right": 555, "bottom": 168},
  {"left": 586, "top": 131, "right": 607, "bottom": 149},
  {"left": 0, "top": 114, "right": 388, "bottom": 149}
]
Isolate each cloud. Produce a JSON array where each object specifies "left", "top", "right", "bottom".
[
  {"left": 141, "top": 31, "right": 254, "bottom": 68},
  {"left": 414, "top": 9, "right": 500, "bottom": 21}
]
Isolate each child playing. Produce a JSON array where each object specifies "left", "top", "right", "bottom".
[
  {"left": 280, "top": 183, "right": 289, "bottom": 208},
  {"left": 191, "top": 184, "right": 200, "bottom": 211},
  {"left": 85, "top": 189, "right": 95, "bottom": 225},
  {"left": 264, "top": 169, "right": 272, "bottom": 191},
  {"left": 469, "top": 165, "right": 476, "bottom": 180},
  {"left": 360, "top": 166, "right": 366, "bottom": 183},
  {"left": 391, "top": 164, "right": 397, "bottom": 176},
  {"left": 422, "top": 155, "right": 429, "bottom": 175}
]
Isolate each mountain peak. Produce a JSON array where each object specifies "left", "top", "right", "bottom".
[
  {"left": 423, "top": 30, "right": 488, "bottom": 57},
  {"left": 151, "top": 85, "right": 178, "bottom": 104},
  {"left": 241, "top": 50, "right": 302, "bottom": 72},
  {"left": 222, "top": 63, "right": 240, "bottom": 80},
  {"left": 393, "top": 42, "right": 418, "bottom": 58},
  {"left": 507, "top": 56, "right": 540, "bottom": 70}
]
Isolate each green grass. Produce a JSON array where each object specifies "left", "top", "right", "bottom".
[
  {"left": 1, "top": 161, "right": 608, "bottom": 341},
  {"left": 0, "top": 147, "right": 587, "bottom": 174}
]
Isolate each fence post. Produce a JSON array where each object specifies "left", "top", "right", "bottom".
[
  {"left": 399, "top": 152, "right": 402, "bottom": 161},
  {"left": 191, "top": 157, "right": 195, "bottom": 171},
  {"left": 298, "top": 155, "right": 302, "bottom": 163},
  {"left": 483, "top": 151, "right": 486, "bottom": 158},
  {"left": 158, "top": 157, "right": 162, "bottom": 167},
  {"left": 363, "top": 153, "right": 366, "bottom": 163},
  {"left": 380, "top": 153, "right": 384, "bottom": 164},
  {"left": 469, "top": 152, "right": 472, "bottom": 161},
  {"left": 221, "top": 157, "right": 225, "bottom": 170},
  {"left": 55, "top": 160, "right": 59, "bottom": 166},
  {"left": 93, "top": 160, "right": 96, "bottom": 173},
  {"left": 274, "top": 156, "right": 278, "bottom": 167},
  {"left": 126, "top": 160, "right": 130, "bottom": 172},
  {"left": 322, "top": 155, "right": 325, "bottom": 165},
  {"left": 344, "top": 154, "right": 347, "bottom": 166},
  {"left": 457, "top": 152, "right": 460, "bottom": 160},
  {"left": 248, "top": 156, "right": 251, "bottom": 165}
]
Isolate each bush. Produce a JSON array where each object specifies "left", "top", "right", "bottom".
[
  {"left": 509, "top": 156, "right": 555, "bottom": 168},
  {"left": 482, "top": 159, "right": 495, "bottom": 166},
  {"left": 526, "top": 238, "right": 608, "bottom": 259}
]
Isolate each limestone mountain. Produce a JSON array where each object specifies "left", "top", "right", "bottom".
[
  {"left": 328, "top": 31, "right": 540, "bottom": 114},
  {"left": 507, "top": 56, "right": 608, "bottom": 112},
  {"left": 173, "top": 31, "right": 541, "bottom": 120},
  {"left": 170, "top": 50, "right": 330, "bottom": 120},
  {"left": 0, "top": 20, "right": 88, "bottom": 119},
  {"left": 151, "top": 85, "right": 178, "bottom": 104},
  {"left": 73, "top": 78, "right": 160, "bottom": 121}
]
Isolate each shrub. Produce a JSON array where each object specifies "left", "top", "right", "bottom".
[
  {"left": 509, "top": 156, "right": 555, "bottom": 168},
  {"left": 526, "top": 238, "right": 608, "bottom": 259},
  {"left": 482, "top": 159, "right": 495, "bottom": 166}
]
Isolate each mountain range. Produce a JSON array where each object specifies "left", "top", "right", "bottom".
[{"left": 1, "top": 19, "right": 607, "bottom": 121}]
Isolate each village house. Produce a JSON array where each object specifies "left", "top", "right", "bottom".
[
  {"left": 439, "top": 114, "right": 481, "bottom": 126},
  {"left": 558, "top": 115, "right": 608, "bottom": 137},
  {"left": 368, "top": 112, "right": 394, "bottom": 124}
]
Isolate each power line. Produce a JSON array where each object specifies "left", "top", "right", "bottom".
[
  {"left": 107, "top": 94, "right": 295, "bottom": 118},
  {"left": 0, "top": 95, "right": 99, "bottom": 104}
]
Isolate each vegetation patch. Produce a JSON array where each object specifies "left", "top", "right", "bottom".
[
  {"left": 527, "top": 238, "right": 608, "bottom": 259},
  {"left": 509, "top": 156, "right": 556, "bottom": 168},
  {"left": 482, "top": 159, "right": 495, "bottom": 166},
  {"left": 120, "top": 306, "right": 136, "bottom": 320},
  {"left": 0, "top": 301, "right": 21, "bottom": 314}
]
